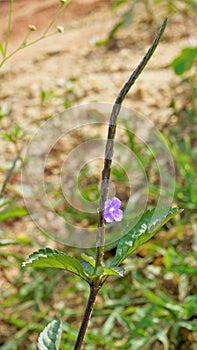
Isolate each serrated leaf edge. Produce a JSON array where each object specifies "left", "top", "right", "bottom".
[
  {"left": 38, "top": 319, "right": 62, "bottom": 350},
  {"left": 22, "top": 248, "right": 90, "bottom": 283}
]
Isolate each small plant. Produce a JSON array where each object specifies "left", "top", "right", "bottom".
[
  {"left": 161, "top": 44, "right": 197, "bottom": 211},
  {"left": 0, "top": 0, "right": 72, "bottom": 217},
  {"left": 21, "top": 17, "right": 183, "bottom": 349},
  {"left": 0, "top": 0, "right": 71, "bottom": 69},
  {"left": 100, "top": 0, "right": 197, "bottom": 44}
]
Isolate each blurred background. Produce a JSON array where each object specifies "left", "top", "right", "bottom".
[{"left": 0, "top": 1, "right": 196, "bottom": 349}]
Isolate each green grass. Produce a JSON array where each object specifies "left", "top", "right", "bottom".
[
  {"left": 1, "top": 224, "right": 196, "bottom": 349},
  {"left": 1, "top": 113, "right": 196, "bottom": 348}
]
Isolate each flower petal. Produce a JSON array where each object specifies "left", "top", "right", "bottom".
[
  {"left": 104, "top": 211, "right": 115, "bottom": 223},
  {"left": 104, "top": 197, "right": 123, "bottom": 222},
  {"left": 113, "top": 209, "right": 123, "bottom": 222},
  {"left": 104, "top": 200, "right": 111, "bottom": 209},
  {"left": 111, "top": 197, "right": 121, "bottom": 209}
]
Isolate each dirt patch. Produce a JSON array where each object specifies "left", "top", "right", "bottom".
[{"left": 0, "top": 0, "right": 110, "bottom": 41}]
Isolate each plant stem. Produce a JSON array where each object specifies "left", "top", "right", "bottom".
[
  {"left": 4, "top": 0, "right": 13, "bottom": 57},
  {"left": 74, "top": 17, "right": 168, "bottom": 350},
  {"left": 0, "top": 146, "right": 23, "bottom": 198},
  {"left": 42, "top": 0, "right": 72, "bottom": 36},
  {"left": 95, "top": 17, "right": 168, "bottom": 271},
  {"left": 0, "top": 31, "right": 55, "bottom": 68},
  {"left": 73, "top": 285, "right": 100, "bottom": 350},
  {"left": 0, "top": 0, "right": 72, "bottom": 69}
]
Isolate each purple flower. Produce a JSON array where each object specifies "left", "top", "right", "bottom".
[{"left": 104, "top": 197, "right": 123, "bottom": 223}]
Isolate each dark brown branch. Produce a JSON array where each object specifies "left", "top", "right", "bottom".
[
  {"left": 95, "top": 17, "right": 168, "bottom": 270},
  {"left": 73, "top": 18, "right": 168, "bottom": 350},
  {"left": 73, "top": 285, "right": 100, "bottom": 350}
]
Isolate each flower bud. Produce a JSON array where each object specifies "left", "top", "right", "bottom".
[
  {"left": 28, "top": 25, "right": 36, "bottom": 31},
  {"left": 57, "top": 25, "right": 64, "bottom": 33}
]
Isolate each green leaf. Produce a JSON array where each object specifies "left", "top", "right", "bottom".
[
  {"left": 108, "top": 0, "right": 136, "bottom": 40},
  {"left": 80, "top": 260, "right": 94, "bottom": 277},
  {"left": 0, "top": 315, "right": 26, "bottom": 328},
  {"left": 0, "top": 236, "right": 30, "bottom": 246},
  {"left": 10, "top": 124, "right": 21, "bottom": 139},
  {"left": 22, "top": 248, "right": 90, "bottom": 283},
  {"left": 20, "top": 40, "right": 27, "bottom": 49},
  {"left": 1, "top": 132, "right": 11, "bottom": 141},
  {"left": 79, "top": 255, "right": 124, "bottom": 281},
  {"left": 0, "top": 239, "right": 18, "bottom": 246},
  {"left": 81, "top": 253, "right": 96, "bottom": 267},
  {"left": 80, "top": 254, "right": 124, "bottom": 279},
  {"left": 112, "top": 207, "right": 183, "bottom": 266},
  {"left": 171, "top": 47, "right": 197, "bottom": 75},
  {"left": 102, "top": 266, "right": 125, "bottom": 277},
  {"left": 38, "top": 320, "right": 62, "bottom": 350},
  {"left": 111, "top": 0, "right": 127, "bottom": 10},
  {"left": 0, "top": 207, "right": 28, "bottom": 221},
  {"left": 155, "top": 330, "right": 169, "bottom": 350}
]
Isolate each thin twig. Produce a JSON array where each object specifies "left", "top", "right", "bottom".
[
  {"left": 95, "top": 17, "right": 168, "bottom": 270},
  {"left": 0, "top": 0, "right": 72, "bottom": 68},
  {"left": 42, "top": 0, "right": 72, "bottom": 36},
  {"left": 0, "top": 31, "right": 55, "bottom": 68},
  {"left": 0, "top": 146, "right": 23, "bottom": 198},
  {"left": 4, "top": 0, "right": 13, "bottom": 57}
]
